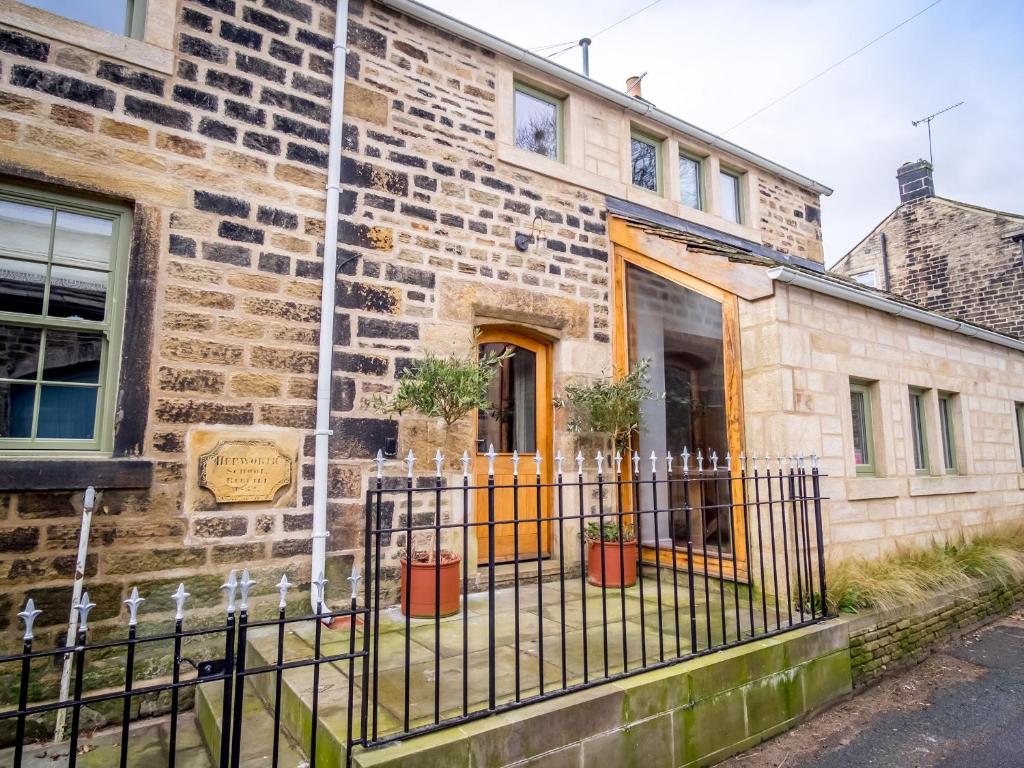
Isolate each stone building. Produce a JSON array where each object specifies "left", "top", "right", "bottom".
[
  {"left": 832, "top": 160, "right": 1024, "bottom": 340},
  {"left": 0, "top": 0, "right": 1022, "bottom": 642}
]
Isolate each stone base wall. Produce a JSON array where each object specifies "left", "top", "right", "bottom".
[{"left": 846, "top": 579, "right": 1024, "bottom": 688}]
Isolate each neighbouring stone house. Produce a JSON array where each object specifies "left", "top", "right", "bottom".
[
  {"left": 0, "top": 0, "right": 1023, "bottom": 647},
  {"left": 832, "top": 160, "right": 1024, "bottom": 341}
]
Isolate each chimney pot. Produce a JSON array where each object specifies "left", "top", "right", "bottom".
[
  {"left": 897, "top": 159, "right": 934, "bottom": 203},
  {"left": 626, "top": 76, "right": 643, "bottom": 99}
]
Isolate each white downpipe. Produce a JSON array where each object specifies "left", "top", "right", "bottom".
[
  {"left": 767, "top": 266, "right": 1024, "bottom": 354},
  {"left": 311, "top": 0, "right": 351, "bottom": 611}
]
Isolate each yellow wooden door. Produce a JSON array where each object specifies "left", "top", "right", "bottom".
[{"left": 474, "top": 328, "right": 552, "bottom": 564}]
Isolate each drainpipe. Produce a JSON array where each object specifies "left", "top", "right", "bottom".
[
  {"left": 879, "top": 232, "right": 892, "bottom": 292},
  {"left": 310, "top": 0, "right": 350, "bottom": 611}
]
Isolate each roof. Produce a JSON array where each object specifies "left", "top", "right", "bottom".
[{"left": 378, "top": 0, "right": 833, "bottom": 197}]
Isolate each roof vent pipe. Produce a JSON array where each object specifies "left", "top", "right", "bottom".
[{"left": 579, "top": 37, "right": 591, "bottom": 77}]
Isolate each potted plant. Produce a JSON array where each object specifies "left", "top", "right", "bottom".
[
  {"left": 584, "top": 521, "right": 638, "bottom": 587},
  {"left": 372, "top": 333, "right": 513, "bottom": 617},
  {"left": 557, "top": 359, "right": 656, "bottom": 452},
  {"left": 399, "top": 548, "right": 463, "bottom": 617}
]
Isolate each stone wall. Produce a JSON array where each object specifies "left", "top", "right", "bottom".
[
  {"left": 834, "top": 197, "right": 1024, "bottom": 341},
  {"left": 739, "top": 281, "right": 1024, "bottom": 560},
  {"left": 846, "top": 579, "right": 1024, "bottom": 688}
]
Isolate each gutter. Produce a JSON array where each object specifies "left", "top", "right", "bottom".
[
  {"left": 767, "top": 266, "right": 1024, "bottom": 354},
  {"left": 310, "top": 0, "right": 351, "bottom": 610},
  {"left": 376, "top": 0, "right": 833, "bottom": 197}
]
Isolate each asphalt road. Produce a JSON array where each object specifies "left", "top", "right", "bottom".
[{"left": 724, "top": 612, "right": 1024, "bottom": 768}]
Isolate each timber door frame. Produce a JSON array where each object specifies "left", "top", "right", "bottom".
[
  {"left": 610, "top": 237, "right": 749, "bottom": 582},
  {"left": 473, "top": 326, "right": 554, "bottom": 564}
]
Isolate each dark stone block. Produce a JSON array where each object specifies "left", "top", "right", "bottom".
[
  {"left": 394, "top": 39, "right": 427, "bottom": 62},
  {"left": 155, "top": 399, "right": 253, "bottom": 425},
  {"left": 260, "top": 87, "right": 329, "bottom": 121},
  {"left": 335, "top": 279, "right": 399, "bottom": 313},
  {"left": 400, "top": 202, "right": 436, "bottom": 222},
  {"left": 333, "top": 312, "right": 351, "bottom": 345},
  {"left": 97, "top": 61, "right": 164, "bottom": 96},
  {"left": 225, "top": 99, "right": 265, "bottom": 125},
  {"left": 269, "top": 38, "right": 303, "bottom": 65},
  {"left": 460, "top": 169, "right": 475, "bottom": 182},
  {"left": 292, "top": 72, "right": 331, "bottom": 100},
  {"left": 236, "top": 52, "right": 286, "bottom": 83},
  {"left": 194, "top": 190, "right": 250, "bottom": 218},
  {"left": 242, "top": 7, "right": 289, "bottom": 35},
  {"left": 583, "top": 220, "right": 606, "bottom": 234},
  {"left": 297, "top": 28, "right": 333, "bottom": 53},
  {"left": 220, "top": 20, "right": 263, "bottom": 50},
  {"left": 173, "top": 84, "right": 217, "bottom": 111},
  {"left": 179, "top": 34, "right": 228, "bottom": 64},
  {"left": 198, "top": 117, "right": 237, "bottom": 142},
  {"left": 504, "top": 199, "right": 530, "bottom": 215},
  {"left": 432, "top": 162, "right": 455, "bottom": 176},
  {"left": 177, "top": 59, "right": 199, "bottom": 81},
  {"left": 365, "top": 194, "right": 395, "bottom": 212},
  {"left": 440, "top": 213, "right": 464, "bottom": 229},
  {"left": 408, "top": 106, "right": 434, "bottom": 122},
  {"left": 203, "top": 242, "right": 252, "bottom": 266},
  {"left": 286, "top": 141, "right": 328, "bottom": 168},
  {"left": 347, "top": 20, "right": 386, "bottom": 57},
  {"left": 273, "top": 113, "right": 329, "bottom": 144},
  {"left": 389, "top": 151, "right": 426, "bottom": 169},
  {"left": 341, "top": 157, "right": 408, "bottom": 195},
  {"left": 482, "top": 176, "right": 514, "bottom": 194},
  {"left": 331, "top": 377, "right": 356, "bottom": 411},
  {"left": 545, "top": 239, "right": 566, "bottom": 253},
  {"left": 329, "top": 417, "right": 398, "bottom": 459},
  {"left": 535, "top": 207, "right": 563, "bottom": 224},
  {"left": 189, "top": 0, "right": 235, "bottom": 13},
  {"left": 358, "top": 317, "right": 418, "bottom": 340},
  {"left": 570, "top": 243, "right": 608, "bottom": 262},
  {"left": 205, "top": 69, "right": 252, "bottom": 97},
  {"left": 169, "top": 234, "right": 197, "bottom": 257},
  {"left": 0, "top": 460, "right": 153, "bottom": 491},
  {"left": 218, "top": 220, "right": 264, "bottom": 244},
  {"left": 10, "top": 65, "right": 115, "bottom": 110},
  {"left": 385, "top": 263, "right": 435, "bottom": 289},
  {"left": 0, "top": 29, "right": 49, "bottom": 62},
  {"left": 242, "top": 130, "right": 281, "bottom": 155},
  {"left": 414, "top": 174, "right": 437, "bottom": 192},
  {"left": 124, "top": 95, "right": 191, "bottom": 129},
  {"left": 265, "top": 0, "right": 312, "bottom": 22},
  {"left": 181, "top": 8, "right": 213, "bottom": 32},
  {"left": 258, "top": 251, "right": 291, "bottom": 274},
  {"left": 257, "top": 205, "right": 298, "bottom": 229}
]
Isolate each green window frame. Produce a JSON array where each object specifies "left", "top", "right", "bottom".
[
  {"left": 1015, "top": 403, "right": 1023, "bottom": 469},
  {"left": 22, "top": 0, "right": 148, "bottom": 39},
  {"left": 678, "top": 151, "right": 703, "bottom": 210},
  {"left": 630, "top": 130, "right": 662, "bottom": 194},
  {"left": 513, "top": 82, "right": 563, "bottom": 162},
  {"left": 0, "top": 183, "right": 131, "bottom": 453},
  {"left": 850, "top": 382, "right": 874, "bottom": 474},
  {"left": 719, "top": 168, "right": 744, "bottom": 224},
  {"left": 938, "top": 393, "right": 958, "bottom": 473},
  {"left": 126, "top": 0, "right": 148, "bottom": 39},
  {"left": 909, "top": 388, "right": 928, "bottom": 473}
]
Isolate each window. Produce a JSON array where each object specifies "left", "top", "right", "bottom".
[
  {"left": 630, "top": 131, "right": 660, "bottom": 193},
  {"left": 0, "top": 184, "right": 130, "bottom": 450},
  {"left": 850, "top": 382, "right": 874, "bottom": 474},
  {"left": 909, "top": 389, "right": 928, "bottom": 473},
  {"left": 938, "top": 394, "right": 957, "bottom": 473},
  {"left": 513, "top": 83, "right": 562, "bottom": 161},
  {"left": 852, "top": 271, "right": 877, "bottom": 288},
  {"left": 719, "top": 169, "right": 743, "bottom": 223},
  {"left": 20, "top": 0, "right": 146, "bottom": 38},
  {"left": 679, "top": 152, "right": 703, "bottom": 210},
  {"left": 1017, "top": 403, "right": 1024, "bottom": 469}
]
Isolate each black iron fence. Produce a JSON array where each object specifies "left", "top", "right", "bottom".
[{"left": 2, "top": 449, "right": 827, "bottom": 766}]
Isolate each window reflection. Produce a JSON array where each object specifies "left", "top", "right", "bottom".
[
  {"left": 477, "top": 343, "right": 536, "bottom": 454},
  {"left": 631, "top": 135, "right": 659, "bottom": 191},
  {"left": 514, "top": 88, "right": 559, "bottom": 160}
]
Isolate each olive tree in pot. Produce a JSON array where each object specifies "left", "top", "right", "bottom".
[
  {"left": 558, "top": 360, "right": 655, "bottom": 588},
  {"left": 372, "top": 337, "right": 512, "bottom": 617}
]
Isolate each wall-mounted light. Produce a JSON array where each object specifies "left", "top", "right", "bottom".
[{"left": 514, "top": 215, "right": 547, "bottom": 252}]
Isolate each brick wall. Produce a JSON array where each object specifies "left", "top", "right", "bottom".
[
  {"left": 847, "top": 580, "right": 1024, "bottom": 687},
  {"left": 834, "top": 197, "right": 1024, "bottom": 341}
]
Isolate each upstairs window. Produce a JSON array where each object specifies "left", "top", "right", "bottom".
[
  {"left": 938, "top": 393, "right": 958, "bottom": 473},
  {"left": 1017, "top": 403, "right": 1024, "bottom": 469},
  {"left": 850, "top": 382, "right": 875, "bottom": 474},
  {"left": 679, "top": 152, "right": 703, "bottom": 210},
  {"left": 852, "top": 271, "right": 877, "bottom": 288},
  {"left": 630, "top": 131, "right": 660, "bottom": 193},
  {"left": 0, "top": 184, "right": 131, "bottom": 451},
  {"left": 719, "top": 168, "right": 743, "bottom": 223},
  {"left": 20, "top": 0, "right": 146, "bottom": 38},
  {"left": 513, "top": 84, "right": 562, "bottom": 161},
  {"left": 909, "top": 389, "right": 928, "bottom": 473}
]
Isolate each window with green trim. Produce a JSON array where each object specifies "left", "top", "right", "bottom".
[
  {"left": 679, "top": 151, "right": 703, "bottom": 210},
  {"left": 909, "top": 388, "right": 928, "bottom": 473},
  {"left": 630, "top": 131, "right": 661, "bottom": 193},
  {"left": 938, "top": 393, "right": 957, "bottom": 473},
  {"left": 719, "top": 168, "right": 743, "bottom": 223},
  {"left": 850, "top": 382, "right": 874, "bottom": 474},
  {"left": 20, "top": 0, "right": 148, "bottom": 39},
  {"left": 0, "top": 184, "right": 131, "bottom": 451},
  {"left": 513, "top": 83, "right": 563, "bottom": 161}
]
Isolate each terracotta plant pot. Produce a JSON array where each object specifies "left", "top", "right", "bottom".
[
  {"left": 399, "top": 554, "right": 462, "bottom": 618},
  {"left": 586, "top": 540, "right": 638, "bottom": 587}
]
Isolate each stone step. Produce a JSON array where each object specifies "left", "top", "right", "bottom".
[{"left": 194, "top": 676, "right": 307, "bottom": 768}]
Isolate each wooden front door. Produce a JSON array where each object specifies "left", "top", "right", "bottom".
[{"left": 474, "top": 328, "right": 552, "bottom": 564}]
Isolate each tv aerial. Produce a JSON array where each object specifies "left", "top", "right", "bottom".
[{"left": 912, "top": 101, "right": 963, "bottom": 166}]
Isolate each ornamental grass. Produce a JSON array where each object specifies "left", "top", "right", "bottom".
[{"left": 827, "top": 523, "right": 1024, "bottom": 614}]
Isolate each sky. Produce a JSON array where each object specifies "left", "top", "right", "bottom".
[{"left": 420, "top": 0, "right": 1024, "bottom": 265}]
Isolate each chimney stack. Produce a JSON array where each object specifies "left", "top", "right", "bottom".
[
  {"left": 625, "top": 75, "right": 643, "bottom": 99},
  {"left": 897, "top": 160, "right": 934, "bottom": 203}
]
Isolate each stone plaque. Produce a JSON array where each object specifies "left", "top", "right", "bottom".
[{"left": 198, "top": 440, "right": 293, "bottom": 503}]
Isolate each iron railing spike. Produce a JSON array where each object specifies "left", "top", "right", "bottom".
[
  {"left": 76, "top": 592, "right": 96, "bottom": 633},
  {"left": 312, "top": 571, "right": 328, "bottom": 607},
  {"left": 374, "top": 449, "right": 385, "bottom": 479},
  {"left": 460, "top": 450, "right": 471, "bottom": 478},
  {"left": 555, "top": 451, "right": 564, "bottom": 475},
  {"left": 173, "top": 583, "right": 190, "bottom": 621},
  {"left": 486, "top": 444, "right": 498, "bottom": 476},
  {"left": 277, "top": 574, "right": 292, "bottom": 609},
  {"left": 124, "top": 587, "right": 145, "bottom": 626},
  {"left": 595, "top": 450, "right": 604, "bottom": 475},
  {"left": 534, "top": 450, "right": 542, "bottom": 474},
  {"left": 348, "top": 565, "right": 361, "bottom": 601},
  {"left": 665, "top": 451, "right": 674, "bottom": 473},
  {"left": 238, "top": 569, "right": 255, "bottom": 612},
  {"left": 18, "top": 598, "right": 41, "bottom": 641},
  {"left": 434, "top": 449, "right": 444, "bottom": 477},
  {"left": 511, "top": 449, "right": 520, "bottom": 475},
  {"left": 221, "top": 570, "right": 238, "bottom": 614},
  {"left": 405, "top": 449, "right": 416, "bottom": 478}
]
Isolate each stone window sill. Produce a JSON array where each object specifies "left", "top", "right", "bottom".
[
  {"left": 0, "top": 2, "right": 174, "bottom": 74},
  {"left": 0, "top": 457, "right": 153, "bottom": 491},
  {"left": 845, "top": 476, "right": 903, "bottom": 500},
  {"left": 908, "top": 475, "right": 982, "bottom": 497}
]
